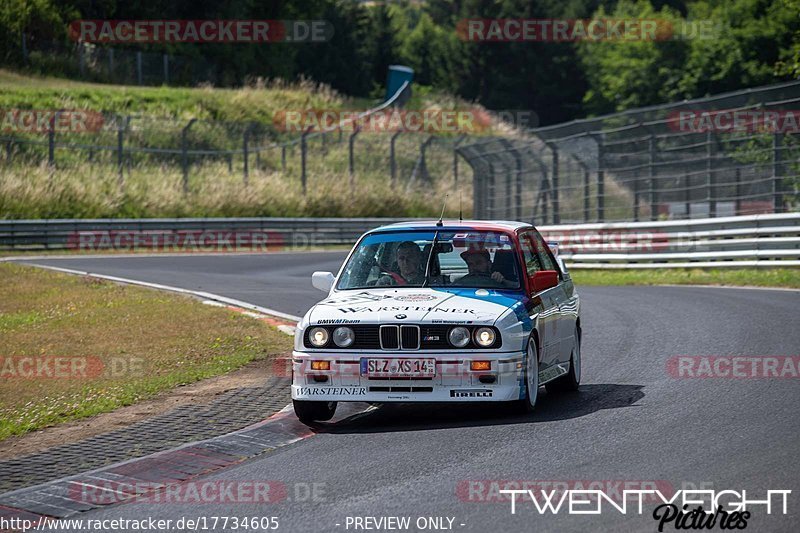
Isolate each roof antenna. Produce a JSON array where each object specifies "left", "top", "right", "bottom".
[
  {"left": 436, "top": 194, "right": 448, "bottom": 227},
  {"left": 459, "top": 191, "right": 463, "bottom": 222}
]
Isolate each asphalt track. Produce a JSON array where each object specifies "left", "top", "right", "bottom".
[{"left": 15, "top": 253, "right": 800, "bottom": 532}]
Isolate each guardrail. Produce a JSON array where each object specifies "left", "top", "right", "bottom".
[
  {"left": 538, "top": 212, "right": 800, "bottom": 268},
  {"left": 1, "top": 214, "right": 798, "bottom": 269},
  {"left": 0, "top": 217, "right": 416, "bottom": 251}
]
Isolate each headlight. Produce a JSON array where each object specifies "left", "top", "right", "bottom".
[
  {"left": 308, "top": 327, "right": 329, "bottom": 347},
  {"left": 449, "top": 326, "right": 470, "bottom": 348},
  {"left": 474, "top": 327, "right": 496, "bottom": 347},
  {"left": 332, "top": 326, "right": 355, "bottom": 347}
]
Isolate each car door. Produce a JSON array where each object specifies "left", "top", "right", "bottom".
[
  {"left": 519, "top": 231, "right": 561, "bottom": 371},
  {"left": 529, "top": 230, "right": 576, "bottom": 364}
]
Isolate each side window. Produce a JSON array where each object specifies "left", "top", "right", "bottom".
[
  {"left": 519, "top": 233, "right": 543, "bottom": 277},
  {"left": 529, "top": 231, "right": 558, "bottom": 272}
]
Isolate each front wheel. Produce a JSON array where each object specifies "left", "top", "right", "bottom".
[
  {"left": 545, "top": 325, "right": 581, "bottom": 393},
  {"left": 293, "top": 399, "right": 337, "bottom": 424},
  {"left": 514, "top": 337, "right": 540, "bottom": 413}
]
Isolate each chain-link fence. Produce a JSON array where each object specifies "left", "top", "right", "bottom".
[
  {"left": 17, "top": 33, "right": 217, "bottom": 86},
  {"left": 459, "top": 80, "right": 800, "bottom": 223},
  {"left": 0, "top": 82, "right": 471, "bottom": 197}
]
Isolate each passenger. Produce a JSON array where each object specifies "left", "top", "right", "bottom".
[
  {"left": 376, "top": 241, "right": 426, "bottom": 286},
  {"left": 458, "top": 248, "right": 516, "bottom": 288}
]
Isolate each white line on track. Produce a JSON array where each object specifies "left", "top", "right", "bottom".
[{"left": 15, "top": 262, "right": 303, "bottom": 322}]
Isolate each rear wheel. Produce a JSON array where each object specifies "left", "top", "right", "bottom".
[
  {"left": 514, "top": 337, "right": 540, "bottom": 413},
  {"left": 545, "top": 325, "right": 581, "bottom": 393},
  {"left": 293, "top": 400, "right": 337, "bottom": 424}
]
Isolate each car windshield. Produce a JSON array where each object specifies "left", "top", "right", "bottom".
[{"left": 336, "top": 230, "right": 521, "bottom": 290}]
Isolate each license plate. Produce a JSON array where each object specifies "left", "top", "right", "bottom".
[{"left": 361, "top": 358, "right": 436, "bottom": 378}]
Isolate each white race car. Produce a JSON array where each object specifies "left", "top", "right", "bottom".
[{"left": 291, "top": 220, "right": 581, "bottom": 423}]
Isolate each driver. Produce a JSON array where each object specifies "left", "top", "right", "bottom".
[
  {"left": 376, "top": 241, "right": 425, "bottom": 286},
  {"left": 458, "top": 247, "right": 516, "bottom": 289}
]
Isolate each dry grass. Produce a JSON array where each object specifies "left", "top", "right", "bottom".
[
  {"left": 0, "top": 262, "right": 292, "bottom": 440},
  {"left": 0, "top": 144, "right": 473, "bottom": 219}
]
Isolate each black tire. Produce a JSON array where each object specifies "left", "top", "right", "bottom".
[
  {"left": 545, "top": 325, "right": 581, "bottom": 393},
  {"left": 293, "top": 399, "right": 337, "bottom": 423},
  {"left": 513, "top": 336, "right": 540, "bottom": 413}
]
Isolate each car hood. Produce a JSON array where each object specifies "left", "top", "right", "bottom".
[{"left": 307, "top": 287, "right": 525, "bottom": 325}]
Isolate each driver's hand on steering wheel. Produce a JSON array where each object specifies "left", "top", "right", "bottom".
[{"left": 490, "top": 271, "right": 506, "bottom": 283}]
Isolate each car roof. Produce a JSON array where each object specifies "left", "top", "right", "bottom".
[{"left": 371, "top": 220, "right": 532, "bottom": 233}]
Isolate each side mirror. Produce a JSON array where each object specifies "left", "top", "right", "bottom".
[
  {"left": 556, "top": 256, "right": 567, "bottom": 274},
  {"left": 311, "top": 271, "right": 335, "bottom": 292},
  {"left": 529, "top": 270, "right": 558, "bottom": 293}
]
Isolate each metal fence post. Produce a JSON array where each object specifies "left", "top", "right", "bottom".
[
  {"left": 773, "top": 132, "right": 784, "bottom": 213},
  {"left": 108, "top": 49, "right": 114, "bottom": 80},
  {"left": 582, "top": 162, "right": 590, "bottom": 222},
  {"left": 163, "top": 54, "right": 169, "bottom": 84},
  {"left": 707, "top": 130, "right": 716, "bottom": 217},
  {"left": 390, "top": 131, "right": 402, "bottom": 187},
  {"left": 136, "top": 52, "right": 143, "bottom": 86},
  {"left": 181, "top": 118, "right": 197, "bottom": 193},
  {"left": 487, "top": 160, "right": 496, "bottom": 218},
  {"left": 684, "top": 170, "right": 691, "bottom": 218},
  {"left": 649, "top": 134, "right": 657, "bottom": 221},
  {"left": 418, "top": 135, "right": 434, "bottom": 183},
  {"left": 512, "top": 147, "right": 523, "bottom": 220},
  {"left": 243, "top": 123, "right": 255, "bottom": 186},
  {"left": 596, "top": 135, "right": 605, "bottom": 222},
  {"left": 735, "top": 168, "right": 742, "bottom": 216},
  {"left": 348, "top": 127, "right": 360, "bottom": 180},
  {"left": 452, "top": 135, "right": 466, "bottom": 185},
  {"left": 48, "top": 117, "right": 56, "bottom": 166},
  {"left": 5, "top": 141, "right": 12, "bottom": 163},
  {"left": 500, "top": 139, "right": 523, "bottom": 220},
  {"left": 281, "top": 145, "right": 287, "bottom": 172},
  {"left": 117, "top": 116, "right": 125, "bottom": 185},
  {"left": 550, "top": 144, "right": 560, "bottom": 224}
]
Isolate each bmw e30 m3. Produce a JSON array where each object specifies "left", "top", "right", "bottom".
[{"left": 291, "top": 220, "right": 581, "bottom": 423}]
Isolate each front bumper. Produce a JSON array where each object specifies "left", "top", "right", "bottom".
[{"left": 290, "top": 351, "right": 525, "bottom": 402}]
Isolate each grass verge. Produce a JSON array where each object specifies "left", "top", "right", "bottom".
[
  {"left": 570, "top": 268, "right": 800, "bottom": 288},
  {"left": 0, "top": 262, "right": 292, "bottom": 441}
]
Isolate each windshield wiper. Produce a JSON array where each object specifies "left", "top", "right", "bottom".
[{"left": 421, "top": 231, "right": 439, "bottom": 288}]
